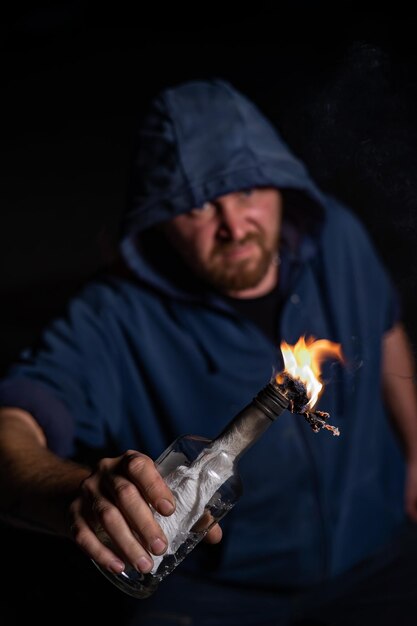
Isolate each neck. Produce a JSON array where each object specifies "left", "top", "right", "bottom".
[{"left": 213, "top": 381, "right": 289, "bottom": 459}]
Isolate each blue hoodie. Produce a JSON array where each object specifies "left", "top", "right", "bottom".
[{"left": 0, "top": 79, "right": 405, "bottom": 589}]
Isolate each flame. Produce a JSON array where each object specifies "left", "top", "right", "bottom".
[{"left": 278, "top": 336, "right": 343, "bottom": 409}]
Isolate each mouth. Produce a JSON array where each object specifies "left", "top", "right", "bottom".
[{"left": 218, "top": 241, "right": 259, "bottom": 261}]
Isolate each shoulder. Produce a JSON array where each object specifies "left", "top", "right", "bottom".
[
  {"left": 70, "top": 273, "right": 150, "bottom": 311},
  {"left": 317, "top": 196, "right": 394, "bottom": 299},
  {"left": 319, "top": 196, "right": 381, "bottom": 259},
  {"left": 63, "top": 273, "right": 168, "bottom": 335},
  {"left": 322, "top": 196, "right": 369, "bottom": 237}
]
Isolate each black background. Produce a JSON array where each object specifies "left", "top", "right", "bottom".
[
  {"left": 2, "top": 2, "right": 417, "bottom": 374},
  {"left": 1, "top": 2, "right": 417, "bottom": 621}
]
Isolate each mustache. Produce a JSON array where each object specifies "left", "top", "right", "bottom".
[{"left": 211, "top": 232, "right": 263, "bottom": 257}]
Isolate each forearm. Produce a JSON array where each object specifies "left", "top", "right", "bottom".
[
  {"left": 0, "top": 407, "right": 91, "bottom": 537},
  {"left": 382, "top": 323, "right": 417, "bottom": 461}
]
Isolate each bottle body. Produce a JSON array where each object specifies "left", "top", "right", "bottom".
[
  {"left": 93, "top": 381, "right": 288, "bottom": 599},
  {"left": 93, "top": 433, "right": 243, "bottom": 599}
]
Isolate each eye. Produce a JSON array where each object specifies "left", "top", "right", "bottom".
[
  {"left": 188, "top": 202, "right": 215, "bottom": 219},
  {"left": 240, "top": 188, "right": 255, "bottom": 198}
]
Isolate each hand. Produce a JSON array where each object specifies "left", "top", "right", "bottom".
[
  {"left": 68, "top": 450, "right": 221, "bottom": 575},
  {"left": 405, "top": 458, "right": 417, "bottom": 523}
]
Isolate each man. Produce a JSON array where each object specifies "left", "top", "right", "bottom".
[{"left": 1, "top": 79, "right": 417, "bottom": 625}]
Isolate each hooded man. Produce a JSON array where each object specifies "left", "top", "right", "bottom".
[{"left": 1, "top": 79, "right": 416, "bottom": 625}]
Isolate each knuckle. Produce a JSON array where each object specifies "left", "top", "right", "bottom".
[
  {"left": 142, "top": 475, "right": 165, "bottom": 500},
  {"left": 96, "top": 456, "right": 115, "bottom": 473},
  {"left": 92, "top": 498, "right": 117, "bottom": 524},
  {"left": 137, "top": 519, "right": 163, "bottom": 543},
  {"left": 125, "top": 452, "right": 150, "bottom": 474},
  {"left": 71, "top": 524, "right": 90, "bottom": 548},
  {"left": 113, "top": 479, "right": 138, "bottom": 503},
  {"left": 80, "top": 474, "right": 95, "bottom": 496}
]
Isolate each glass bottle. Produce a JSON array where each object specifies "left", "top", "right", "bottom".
[{"left": 93, "top": 379, "right": 289, "bottom": 599}]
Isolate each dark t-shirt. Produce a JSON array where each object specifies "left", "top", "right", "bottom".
[
  {"left": 223, "top": 240, "right": 297, "bottom": 345},
  {"left": 224, "top": 283, "right": 282, "bottom": 345}
]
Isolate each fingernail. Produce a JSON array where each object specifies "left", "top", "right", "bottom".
[
  {"left": 137, "top": 556, "right": 153, "bottom": 573},
  {"left": 151, "top": 537, "right": 167, "bottom": 555},
  {"left": 157, "top": 498, "right": 175, "bottom": 515},
  {"left": 108, "top": 559, "right": 125, "bottom": 574}
]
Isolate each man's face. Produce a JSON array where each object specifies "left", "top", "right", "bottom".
[{"left": 162, "top": 187, "right": 282, "bottom": 297}]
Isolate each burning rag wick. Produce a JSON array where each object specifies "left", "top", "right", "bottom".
[{"left": 276, "top": 372, "right": 340, "bottom": 436}]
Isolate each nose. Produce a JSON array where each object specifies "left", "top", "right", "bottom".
[{"left": 215, "top": 198, "right": 248, "bottom": 241}]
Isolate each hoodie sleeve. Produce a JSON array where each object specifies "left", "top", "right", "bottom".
[{"left": 0, "top": 285, "right": 122, "bottom": 458}]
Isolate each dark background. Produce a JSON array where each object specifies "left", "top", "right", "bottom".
[
  {"left": 2, "top": 2, "right": 417, "bottom": 375},
  {"left": 1, "top": 3, "right": 417, "bottom": 621}
]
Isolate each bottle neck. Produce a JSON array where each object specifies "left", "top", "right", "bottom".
[{"left": 212, "top": 381, "right": 289, "bottom": 460}]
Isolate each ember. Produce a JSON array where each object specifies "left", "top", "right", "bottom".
[{"left": 276, "top": 336, "right": 344, "bottom": 436}]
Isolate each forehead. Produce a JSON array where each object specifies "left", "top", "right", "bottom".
[
  {"left": 197, "top": 187, "right": 281, "bottom": 206},
  {"left": 163, "top": 188, "right": 281, "bottom": 241}
]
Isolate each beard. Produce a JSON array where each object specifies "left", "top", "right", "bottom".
[{"left": 198, "top": 232, "right": 278, "bottom": 293}]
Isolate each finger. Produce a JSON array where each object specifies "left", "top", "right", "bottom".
[
  {"left": 68, "top": 500, "right": 130, "bottom": 574},
  {"left": 77, "top": 479, "right": 157, "bottom": 573},
  {"left": 79, "top": 455, "right": 172, "bottom": 563},
  {"left": 122, "top": 451, "right": 176, "bottom": 515},
  {"left": 71, "top": 522, "right": 128, "bottom": 574},
  {"left": 109, "top": 471, "right": 171, "bottom": 557},
  {"left": 204, "top": 523, "right": 223, "bottom": 544}
]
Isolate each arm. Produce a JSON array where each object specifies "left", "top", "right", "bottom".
[
  {"left": 0, "top": 407, "right": 221, "bottom": 576},
  {"left": 0, "top": 406, "right": 90, "bottom": 535},
  {"left": 382, "top": 323, "right": 417, "bottom": 522}
]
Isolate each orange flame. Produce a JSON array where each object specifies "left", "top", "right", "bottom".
[{"left": 278, "top": 336, "right": 344, "bottom": 409}]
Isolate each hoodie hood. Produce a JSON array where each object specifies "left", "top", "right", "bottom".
[
  {"left": 122, "top": 79, "right": 325, "bottom": 238},
  {"left": 120, "top": 79, "right": 327, "bottom": 298}
]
